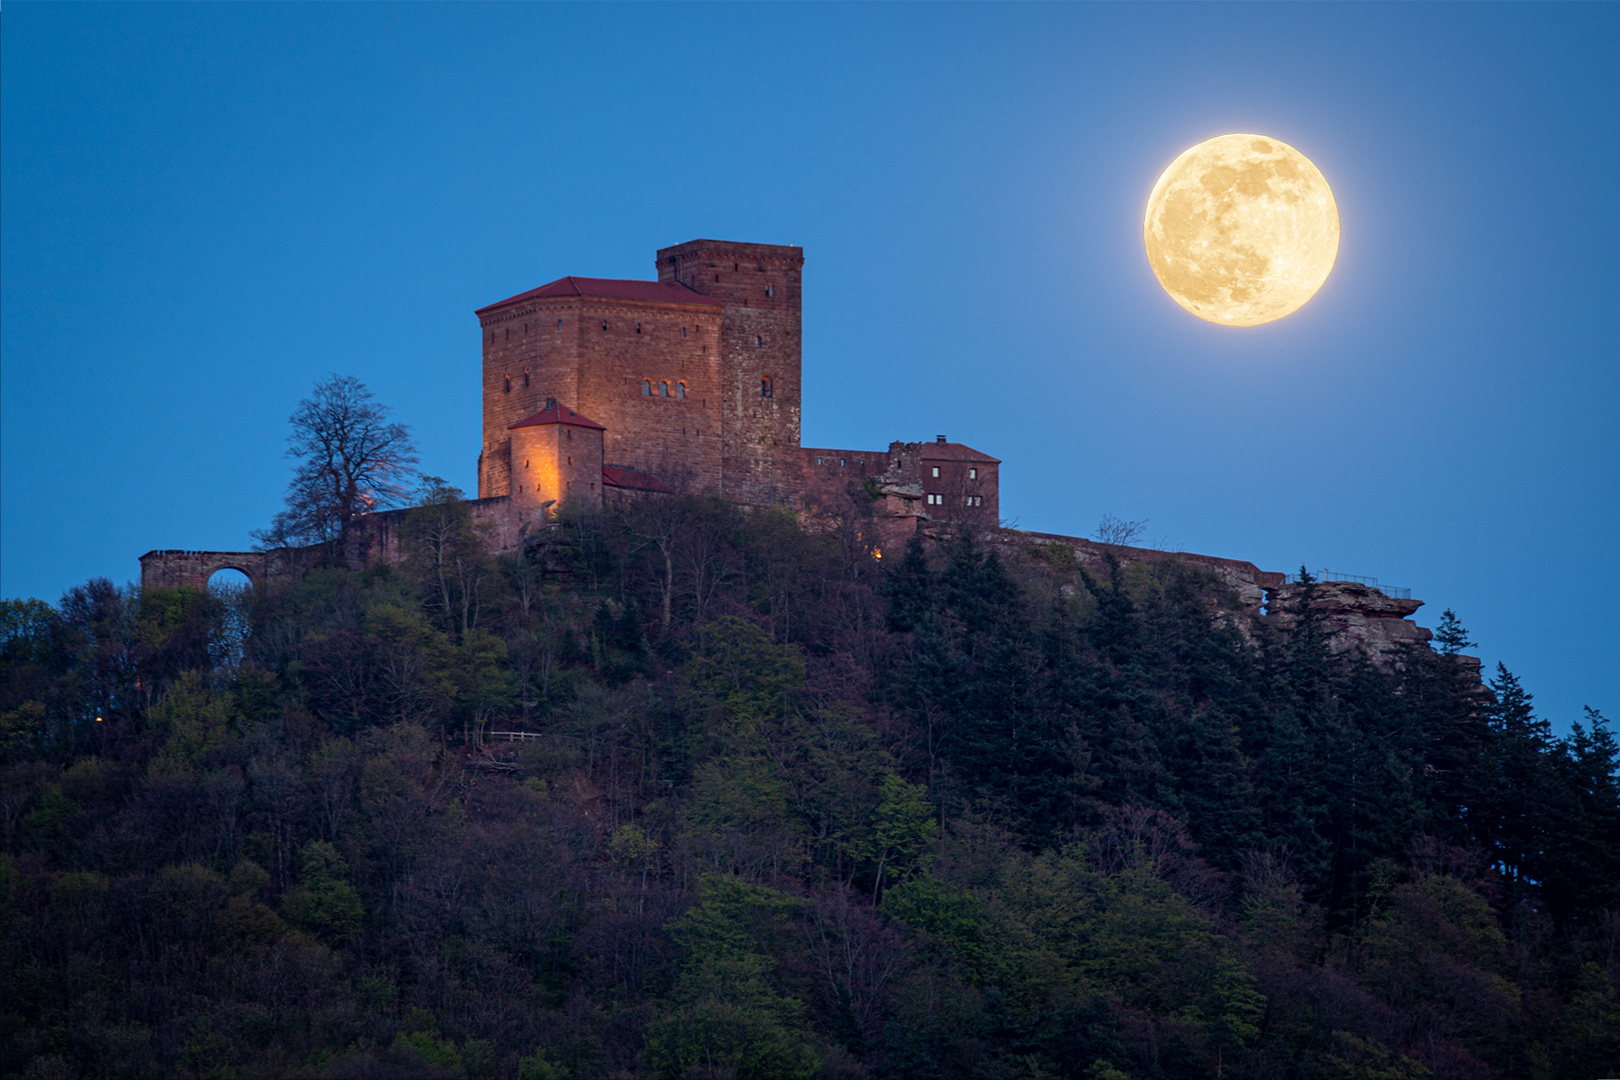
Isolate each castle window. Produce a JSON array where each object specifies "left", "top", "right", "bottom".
[
  {"left": 505, "top": 327, "right": 510, "bottom": 341},
  {"left": 755, "top": 336, "right": 763, "bottom": 347},
  {"left": 557, "top": 319, "right": 563, "bottom": 329},
  {"left": 766, "top": 284, "right": 774, "bottom": 298},
  {"left": 642, "top": 380, "right": 652, "bottom": 396},
  {"left": 760, "top": 377, "right": 773, "bottom": 398},
  {"left": 677, "top": 381, "right": 687, "bottom": 399},
  {"left": 681, "top": 327, "right": 687, "bottom": 338},
  {"left": 840, "top": 459, "right": 846, "bottom": 467},
  {"left": 522, "top": 369, "right": 530, "bottom": 388},
  {"left": 660, "top": 381, "right": 669, "bottom": 397},
  {"left": 931, "top": 466, "right": 940, "bottom": 478},
  {"left": 503, "top": 375, "right": 512, "bottom": 394},
  {"left": 524, "top": 459, "right": 530, "bottom": 469},
  {"left": 636, "top": 323, "right": 642, "bottom": 334},
  {"left": 602, "top": 321, "right": 609, "bottom": 330},
  {"left": 969, "top": 468, "right": 978, "bottom": 480},
  {"left": 817, "top": 457, "right": 823, "bottom": 465}
]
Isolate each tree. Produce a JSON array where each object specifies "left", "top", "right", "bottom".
[
  {"left": 256, "top": 374, "right": 418, "bottom": 561},
  {"left": 1093, "top": 513, "right": 1148, "bottom": 547}
]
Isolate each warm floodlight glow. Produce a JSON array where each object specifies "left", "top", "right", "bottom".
[{"left": 1144, "top": 134, "right": 1339, "bottom": 326}]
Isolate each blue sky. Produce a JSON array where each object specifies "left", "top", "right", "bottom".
[{"left": 4, "top": 3, "right": 1616, "bottom": 730}]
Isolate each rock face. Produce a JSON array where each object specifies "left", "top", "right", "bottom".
[
  {"left": 1262, "top": 580, "right": 1431, "bottom": 660},
  {"left": 993, "top": 531, "right": 1438, "bottom": 668}
]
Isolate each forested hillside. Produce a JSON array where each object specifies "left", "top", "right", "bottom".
[{"left": 3, "top": 494, "right": 1618, "bottom": 1079}]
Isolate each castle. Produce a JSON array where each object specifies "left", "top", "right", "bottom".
[
  {"left": 473, "top": 238, "right": 999, "bottom": 529},
  {"left": 138, "top": 238, "right": 1438, "bottom": 663}
]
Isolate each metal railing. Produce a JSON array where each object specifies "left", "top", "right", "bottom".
[{"left": 1281, "top": 569, "right": 1411, "bottom": 600}]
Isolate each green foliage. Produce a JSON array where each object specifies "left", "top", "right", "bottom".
[
  {"left": 3, "top": 497, "right": 1616, "bottom": 1080},
  {"left": 280, "top": 840, "right": 363, "bottom": 944}
]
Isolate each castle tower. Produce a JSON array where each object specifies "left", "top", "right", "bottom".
[
  {"left": 657, "top": 239, "right": 805, "bottom": 503},
  {"left": 475, "top": 277, "right": 725, "bottom": 498},
  {"left": 507, "top": 400, "right": 606, "bottom": 514}
]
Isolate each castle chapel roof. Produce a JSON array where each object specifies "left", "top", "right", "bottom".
[
  {"left": 477, "top": 276, "right": 724, "bottom": 316},
  {"left": 508, "top": 402, "right": 606, "bottom": 431}
]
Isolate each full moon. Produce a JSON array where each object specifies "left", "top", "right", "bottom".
[{"left": 1144, "top": 134, "right": 1339, "bottom": 327}]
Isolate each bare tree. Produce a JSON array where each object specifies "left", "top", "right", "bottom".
[
  {"left": 255, "top": 375, "right": 418, "bottom": 561},
  {"left": 1093, "top": 513, "right": 1148, "bottom": 547}
]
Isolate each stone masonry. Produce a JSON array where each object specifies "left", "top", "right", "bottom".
[{"left": 139, "top": 236, "right": 1451, "bottom": 667}]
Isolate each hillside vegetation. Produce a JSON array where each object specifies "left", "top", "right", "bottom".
[{"left": 3, "top": 494, "right": 1618, "bottom": 1079}]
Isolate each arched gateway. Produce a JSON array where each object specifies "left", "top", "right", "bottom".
[{"left": 138, "top": 549, "right": 291, "bottom": 592}]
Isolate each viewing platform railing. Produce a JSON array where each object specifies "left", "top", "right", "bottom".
[{"left": 1281, "top": 570, "right": 1411, "bottom": 600}]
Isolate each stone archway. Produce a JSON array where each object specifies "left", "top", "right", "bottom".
[{"left": 139, "top": 549, "right": 288, "bottom": 592}]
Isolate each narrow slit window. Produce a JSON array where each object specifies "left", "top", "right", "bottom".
[
  {"left": 755, "top": 336, "right": 763, "bottom": 347},
  {"left": 636, "top": 323, "right": 642, "bottom": 334},
  {"left": 760, "top": 377, "right": 773, "bottom": 398},
  {"left": 681, "top": 327, "right": 687, "bottom": 338},
  {"left": 766, "top": 284, "right": 774, "bottom": 298},
  {"left": 522, "top": 369, "right": 530, "bottom": 388},
  {"left": 503, "top": 374, "right": 512, "bottom": 394},
  {"left": 557, "top": 319, "right": 563, "bottom": 329}
]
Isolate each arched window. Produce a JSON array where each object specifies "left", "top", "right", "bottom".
[
  {"left": 755, "top": 336, "right": 763, "bottom": 347},
  {"left": 660, "top": 381, "right": 670, "bottom": 397},
  {"left": 676, "top": 381, "right": 687, "bottom": 399},
  {"left": 503, "top": 374, "right": 511, "bottom": 394},
  {"left": 642, "top": 379, "right": 652, "bottom": 396},
  {"left": 522, "top": 369, "right": 530, "bottom": 389},
  {"left": 760, "top": 377, "right": 773, "bottom": 398}
]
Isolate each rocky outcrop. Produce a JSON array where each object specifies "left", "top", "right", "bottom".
[{"left": 1262, "top": 580, "right": 1431, "bottom": 660}]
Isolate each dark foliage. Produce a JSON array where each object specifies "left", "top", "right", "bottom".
[{"left": 2, "top": 501, "right": 1616, "bottom": 1079}]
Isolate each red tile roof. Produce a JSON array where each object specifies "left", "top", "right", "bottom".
[
  {"left": 508, "top": 402, "right": 606, "bottom": 431},
  {"left": 601, "top": 465, "right": 668, "bottom": 493},
  {"left": 476, "top": 276, "right": 724, "bottom": 316},
  {"left": 919, "top": 440, "right": 1000, "bottom": 464}
]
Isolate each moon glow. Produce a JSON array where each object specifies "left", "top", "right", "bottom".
[{"left": 1144, "top": 134, "right": 1339, "bottom": 327}]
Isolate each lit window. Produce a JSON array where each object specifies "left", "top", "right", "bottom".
[
  {"left": 660, "top": 381, "right": 669, "bottom": 397},
  {"left": 642, "top": 380, "right": 652, "bottom": 395},
  {"left": 969, "top": 468, "right": 977, "bottom": 480},
  {"left": 760, "top": 377, "right": 773, "bottom": 398},
  {"left": 931, "top": 466, "right": 940, "bottom": 478},
  {"left": 677, "top": 381, "right": 687, "bottom": 399}
]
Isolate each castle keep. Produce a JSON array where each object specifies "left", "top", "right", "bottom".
[
  {"left": 473, "top": 238, "right": 999, "bottom": 524},
  {"left": 139, "top": 237, "right": 1437, "bottom": 662}
]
